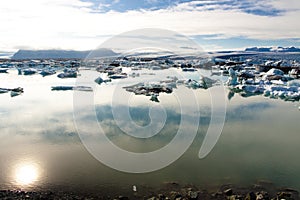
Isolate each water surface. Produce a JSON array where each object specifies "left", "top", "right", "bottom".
[{"left": 0, "top": 68, "right": 299, "bottom": 196}]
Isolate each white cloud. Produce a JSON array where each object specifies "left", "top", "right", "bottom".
[
  {"left": 146, "top": 0, "right": 160, "bottom": 4},
  {"left": 112, "top": 0, "right": 120, "bottom": 4},
  {"left": 97, "top": 3, "right": 111, "bottom": 11},
  {"left": 0, "top": 0, "right": 299, "bottom": 51}
]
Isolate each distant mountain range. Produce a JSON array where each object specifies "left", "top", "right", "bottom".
[
  {"left": 9, "top": 46, "right": 300, "bottom": 59},
  {"left": 0, "top": 52, "right": 14, "bottom": 59},
  {"left": 11, "top": 49, "right": 118, "bottom": 59},
  {"left": 245, "top": 46, "right": 300, "bottom": 53}
]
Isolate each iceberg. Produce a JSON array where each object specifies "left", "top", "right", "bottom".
[
  {"left": 51, "top": 86, "right": 92, "bottom": 92},
  {"left": 57, "top": 72, "right": 77, "bottom": 78},
  {"left": 94, "top": 77, "right": 112, "bottom": 85}
]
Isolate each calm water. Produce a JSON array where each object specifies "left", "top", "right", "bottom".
[{"left": 0, "top": 68, "right": 300, "bottom": 196}]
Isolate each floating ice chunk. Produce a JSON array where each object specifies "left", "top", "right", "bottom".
[
  {"left": 0, "top": 88, "right": 9, "bottom": 94},
  {"left": 182, "top": 68, "right": 197, "bottom": 72},
  {"left": 0, "top": 87, "right": 24, "bottom": 97},
  {"left": 151, "top": 66, "right": 161, "bottom": 70},
  {"left": 263, "top": 85, "right": 300, "bottom": 101},
  {"left": 10, "top": 91, "right": 22, "bottom": 97},
  {"left": 0, "top": 68, "right": 9, "bottom": 73},
  {"left": 150, "top": 93, "right": 159, "bottom": 102},
  {"left": 95, "top": 77, "right": 104, "bottom": 84},
  {"left": 57, "top": 72, "right": 77, "bottom": 78},
  {"left": 262, "top": 68, "right": 285, "bottom": 81},
  {"left": 288, "top": 80, "right": 300, "bottom": 87},
  {"left": 51, "top": 86, "right": 92, "bottom": 91},
  {"left": 95, "top": 77, "right": 111, "bottom": 85},
  {"left": 271, "top": 80, "right": 286, "bottom": 85},
  {"left": 226, "top": 68, "right": 238, "bottom": 86},
  {"left": 23, "top": 68, "right": 37, "bottom": 75},
  {"left": 266, "top": 68, "right": 284, "bottom": 76},
  {"left": 51, "top": 86, "right": 73, "bottom": 91},
  {"left": 242, "top": 85, "right": 264, "bottom": 94},
  {"left": 109, "top": 74, "right": 127, "bottom": 79},
  {"left": 40, "top": 69, "right": 56, "bottom": 77},
  {"left": 184, "top": 79, "right": 201, "bottom": 89}
]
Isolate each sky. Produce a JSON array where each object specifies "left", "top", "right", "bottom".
[{"left": 0, "top": 0, "right": 300, "bottom": 53}]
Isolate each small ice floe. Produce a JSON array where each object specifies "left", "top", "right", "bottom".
[
  {"left": 181, "top": 77, "right": 217, "bottom": 90},
  {"left": 124, "top": 82, "right": 173, "bottom": 95},
  {"left": 150, "top": 93, "right": 159, "bottom": 102},
  {"left": 281, "top": 75, "right": 294, "bottom": 82},
  {"left": 288, "top": 80, "right": 300, "bottom": 87},
  {"left": 184, "top": 79, "right": 201, "bottom": 89},
  {"left": 23, "top": 68, "right": 37, "bottom": 75},
  {"left": 226, "top": 68, "right": 238, "bottom": 86},
  {"left": 289, "top": 68, "right": 299, "bottom": 76},
  {"left": 262, "top": 68, "right": 284, "bottom": 81},
  {"left": 229, "top": 84, "right": 264, "bottom": 98},
  {"left": 11, "top": 87, "right": 24, "bottom": 97},
  {"left": 51, "top": 86, "right": 73, "bottom": 91},
  {"left": 0, "top": 87, "right": 24, "bottom": 97},
  {"left": 108, "top": 74, "right": 127, "bottom": 79},
  {"left": 231, "top": 82, "right": 300, "bottom": 101},
  {"left": 10, "top": 91, "right": 22, "bottom": 97},
  {"left": 0, "top": 68, "right": 9, "bottom": 73},
  {"left": 40, "top": 69, "right": 56, "bottom": 77},
  {"left": 270, "top": 80, "right": 286, "bottom": 85},
  {"left": 211, "top": 65, "right": 222, "bottom": 76},
  {"left": 264, "top": 85, "right": 299, "bottom": 101},
  {"left": 123, "top": 82, "right": 173, "bottom": 102},
  {"left": 151, "top": 66, "right": 161, "bottom": 70},
  {"left": 57, "top": 71, "right": 77, "bottom": 78},
  {"left": 200, "top": 76, "right": 218, "bottom": 89},
  {"left": 238, "top": 71, "right": 256, "bottom": 82},
  {"left": 51, "top": 86, "right": 92, "bottom": 92},
  {"left": 0, "top": 88, "right": 9, "bottom": 94},
  {"left": 242, "top": 85, "right": 265, "bottom": 95},
  {"left": 94, "top": 77, "right": 112, "bottom": 85},
  {"left": 266, "top": 68, "right": 284, "bottom": 76},
  {"left": 182, "top": 68, "right": 197, "bottom": 72}
]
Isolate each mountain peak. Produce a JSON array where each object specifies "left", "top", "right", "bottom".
[
  {"left": 245, "top": 46, "right": 300, "bottom": 53},
  {"left": 11, "top": 49, "right": 118, "bottom": 59}
]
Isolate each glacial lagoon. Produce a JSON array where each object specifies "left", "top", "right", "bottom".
[{"left": 0, "top": 67, "right": 300, "bottom": 198}]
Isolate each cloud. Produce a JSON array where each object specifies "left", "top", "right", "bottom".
[
  {"left": 96, "top": 3, "right": 112, "bottom": 12},
  {"left": 146, "top": 0, "right": 160, "bottom": 4},
  {"left": 112, "top": 0, "right": 120, "bottom": 4},
  {"left": 0, "top": 0, "right": 299, "bottom": 51}
]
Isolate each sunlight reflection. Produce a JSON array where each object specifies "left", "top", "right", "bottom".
[{"left": 15, "top": 163, "right": 39, "bottom": 186}]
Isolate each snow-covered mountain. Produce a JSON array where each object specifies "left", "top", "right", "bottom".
[
  {"left": 12, "top": 49, "right": 118, "bottom": 59},
  {"left": 245, "top": 46, "right": 300, "bottom": 53}
]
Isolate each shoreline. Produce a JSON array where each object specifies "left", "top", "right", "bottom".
[{"left": 1, "top": 181, "right": 299, "bottom": 199}]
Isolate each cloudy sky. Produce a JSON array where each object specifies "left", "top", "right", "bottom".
[{"left": 1, "top": 0, "right": 300, "bottom": 52}]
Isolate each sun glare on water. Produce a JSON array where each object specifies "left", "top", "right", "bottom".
[{"left": 15, "top": 164, "right": 39, "bottom": 185}]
